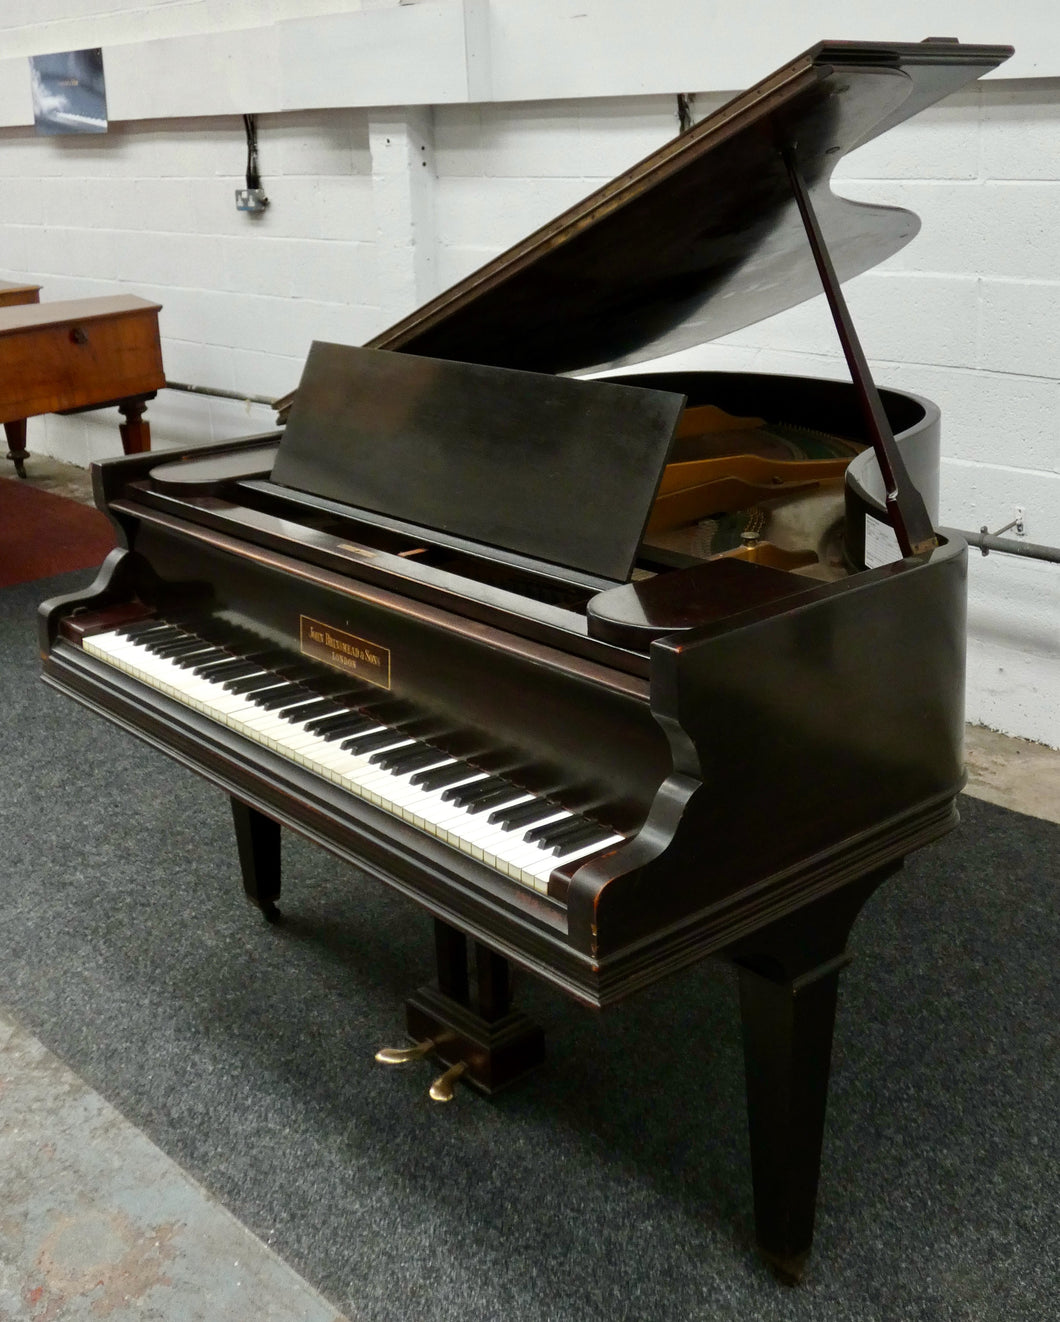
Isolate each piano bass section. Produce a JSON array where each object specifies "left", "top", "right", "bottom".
[{"left": 39, "top": 37, "right": 1012, "bottom": 1282}]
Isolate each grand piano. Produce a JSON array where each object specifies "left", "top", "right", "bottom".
[{"left": 39, "top": 39, "right": 1012, "bottom": 1281}]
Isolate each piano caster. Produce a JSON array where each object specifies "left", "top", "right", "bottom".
[
  {"left": 763, "top": 1250, "right": 808, "bottom": 1288},
  {"left": 428, "top": 1060, "right": 467, "bottom": 1103},
  {"left": 374, "top": 1037, "right": 441, "bottom": 1065},
  {"left": 260, "top": 900, "right": 282, "bottom": 924}
]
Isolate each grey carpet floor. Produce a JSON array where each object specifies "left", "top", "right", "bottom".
[{"left": 2, "top": 571, "right": 1057, "bottom": 1322}]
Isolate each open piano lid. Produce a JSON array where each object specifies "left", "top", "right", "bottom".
[
  {"left": 364, "top": 39, "right": 1012, "bottom": 375},
  {"left": 270, "top": 38, "right": 1011, "bottom": 585}
]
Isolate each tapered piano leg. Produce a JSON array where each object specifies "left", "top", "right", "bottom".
[
  {"left": 230, "top": 797, "right": 281, "bottom": 922},
  {"left": 728, "top": 867, "right": 895, "bottom": 1283},
  {"left": 398, "top": 919, "right": 543, "bottom": 1095}
]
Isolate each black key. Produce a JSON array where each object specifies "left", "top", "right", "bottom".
[
  {"left": 140, "top": 628, "right": 186, "bottom": 651},
  {"left": 466, "top": 785, "right": 529, "bottom": 815},
  {"left": 313, "top": 715, "right": 379, "bottom": 741},
  {"left": 280, "top": 698, "right": 342, "bottom": 722},
  {"left": 487, "top": 798, "right": 557, "bottom": 829},
  {"left": 523, "top": 814, "right": 579, "bottom": 846},
  {"left": 533, "top": 817, "right": 594, "bottom": 850},
  {"left": 197, "top": 657, "right": 260, "bottom": 680},
  {"left": 153, "top": 638, "right": 212, "bottom": 658},
  {"left": 192, "top": 660, "right": 261, "bottom": 683},
  {"left": 305, "top": 709, "right": 373, "bottom": 736},
  {"left": 341, "top": 729, "right": 406, "bottom": 755},
  {"left": 255, "top": 684, "right": 313, "bottom": 711},
  {"left": 171, "top": 646, "right": 228, "bottom": 669},
  {"left": 231, "top": 649, "right": 289, "bottom": 671},
  {"left": 443, "top": 776, "right": 511, "bottom": 807},
  {"left": 550, "top": 823, "right": 615, "bottom": 856},
  {"left": 224, "top": 671, "right": 285, "bottom": 694},
  {"left": 117, "top": 619, "right": 166, "bottom": 638},
  {"left": 369, "top": 744, "right": 439, "bottom": 772},
  {"left": 273, "top": 664, "right": 319, "bottom": 685},
  {"left": 299, "top": 687, "right": 364, "bottom": 712},
  {"left": 409, "top": 761, "right": 475, "bottom": 790},
  {"left": 191, "top": 653, "right": 243, "bottom": 676},
  {"left": 137, "top": 622, "right": 184, "bottom": 639}
]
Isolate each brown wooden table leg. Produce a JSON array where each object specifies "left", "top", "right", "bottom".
[
  {"left": 4, "top": 419, "right": 28, "bottom": 478},
  {"left": 117, "top": 397, "right": 151, "bottom": 454}
]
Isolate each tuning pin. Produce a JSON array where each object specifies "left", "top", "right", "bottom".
[
  {"left": 428, "top": 1060, "right": 468, "bottom": 1103},
  {"left": 375, "top": 1038, "right": 436, "bottom": 1065}
]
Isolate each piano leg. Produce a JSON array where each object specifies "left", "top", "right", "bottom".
[
  {"left": 401, "top": 919, "right": 544, "bottom": 1095},
  {"left": 230, "top": 797, "right": 282, "bottom": 922},
  {"left": 728, "top": 867, "right": 895, "bottom": 1283},
  {"left": 4, "top": 418, "right": 28, "bottom": 478},
  {"left": 434, "top": 919, "right": 471, "bottom": 1004}
]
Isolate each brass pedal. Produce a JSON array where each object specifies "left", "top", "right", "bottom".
[
  {"left": 375, "top": 1038, "right": 437, "bottom": 1066},
  {"left": 428, "top": 1060, "right": 467, "bottom": 1103}
]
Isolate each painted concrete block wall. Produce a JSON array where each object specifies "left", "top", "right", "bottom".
[
  {"left": 0, "top": 5, "right": 1056, "bottom": 747},
  {"left": 0, "top": 109, "right": 384, "bottom": 462}
]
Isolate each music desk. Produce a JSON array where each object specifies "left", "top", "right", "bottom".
[{"left": 0, "top": 295, "right": 164, "bottom": 478}]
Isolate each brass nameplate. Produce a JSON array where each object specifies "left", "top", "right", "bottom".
[{"left": 300, "top": 616, "right": 391, "bottom": 690}]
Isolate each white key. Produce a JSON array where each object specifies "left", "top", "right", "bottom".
[
  {"left": 525, "top": 834, "right": 625, "bottom": 882},
  {"left": 82, "top": 628, "right": 625, "bottom": 895}
]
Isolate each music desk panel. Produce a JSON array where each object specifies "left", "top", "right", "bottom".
[{"left": 0, "top": 294, "right": 164, "bottom": 478}]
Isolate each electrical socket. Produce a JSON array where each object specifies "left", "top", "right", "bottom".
[{"left": 235, "top": 187, "right": 269, "bottom": 214}]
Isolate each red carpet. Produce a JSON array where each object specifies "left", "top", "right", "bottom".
[{"left": 0, "top": 478, "right": 116, "bottom": 588}]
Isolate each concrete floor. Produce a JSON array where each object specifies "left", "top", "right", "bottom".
[{"left": 2, "top": 452, "right": 1057, "bottom": 1319}]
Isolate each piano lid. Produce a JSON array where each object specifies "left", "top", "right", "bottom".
[{"left": 366, "top": 39, "right": 1012, "bottom": 376}]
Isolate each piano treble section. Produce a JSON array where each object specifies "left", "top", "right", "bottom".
[{"left": 83, "top": 617, "right": 626, "bottom": 894}]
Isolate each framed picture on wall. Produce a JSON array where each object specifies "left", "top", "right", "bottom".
[{"left": 29, "top": 48, "right": 108, "bottom": 135}]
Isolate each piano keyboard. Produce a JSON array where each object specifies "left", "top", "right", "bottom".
[{"left": 82, "top": 620, "right": 624, "bottom": 895}]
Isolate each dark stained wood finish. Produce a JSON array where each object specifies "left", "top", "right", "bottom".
[
  {"left": 367, "top": 43, "right": 1010, "bottom": 375},
  {"left": 586, "top": 557, "right": 819, "bottom": 650},
  {"left": 401, "top": 921, "right": 544, "bottom": 1094},
  {"left": 781, "top": 146, "right": 936, "bottom": 557},
  {"left": 32, "top": 37, "right": 1008, "bottom": 1279},
  {"left": 728, "top": 867, "right": 895, "bottom": 1282},
  {"left": 38, "top": 366, "right": 969, "bottom": 1276},
  {"left": 0, "top": 294, "right": 164, "bottom": 477},
  {"left": 231, "top": 798, "right": 282, "bottom": 921},
  {"left": 434, "top": 918, "right": 470, "bottom": 1004},
  {"left": 274, "top": 343, "right": 684, "bottom": 583}
]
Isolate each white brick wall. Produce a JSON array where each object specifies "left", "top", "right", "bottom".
[
  {"left": 0, "top": 9, "right": 1056, "bottom": 747},
  {"left": 0, "top": 109, "right": 384, "bottom": 462}
]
